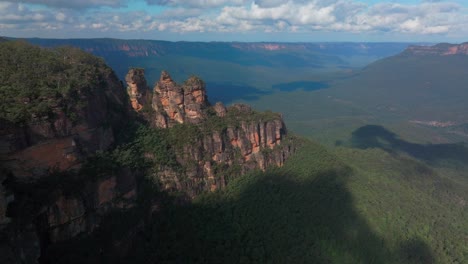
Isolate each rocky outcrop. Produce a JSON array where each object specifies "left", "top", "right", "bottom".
[
  {"left": 0, "top": 70, "right": 127, "bottom": 179},
  {"left": 404, "top": 42, "right": 468, "bottom": 56},
  {"left": 214, "top": 102, "right": 227, "bottom": 117},
  {"left": 151, "top": 71, "right": 208, "bottom": 128},
  {"left": 141, "top": 70, "right": 296, "bottom": 197},
  {"left": 154, "top": 106, "right": 295, "bottom": 197},
  {"left": 40, "top": 170, "right": 138, "bottom": 243},
  {"left": 126, "top": 68, "right": 150, "bottom": 112}
]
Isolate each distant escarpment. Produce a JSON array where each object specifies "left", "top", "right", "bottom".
[
  {"left": 127, "top": 69, "right": 295, "bottom": 197},
  {"left": 22, "top": 38, "right": 411, "bottom": 60},
  {"left": 403, "top": 42, "right": 468, "bottom": 56}
]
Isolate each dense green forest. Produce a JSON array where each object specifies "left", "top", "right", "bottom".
[
  {"left": 44, "top": 137, "right": 467, "bottom": 263},
  {"left": 139, "top": 136, "right": 467, "bottom": 263}
]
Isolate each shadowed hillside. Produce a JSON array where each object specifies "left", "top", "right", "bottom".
[{"left": 40, "top": 140, "right": 437, "bottom": 264}]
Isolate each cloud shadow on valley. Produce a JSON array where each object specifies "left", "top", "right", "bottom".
[{"left": 350, "top": 125, "right": 468, "bottom": 165}]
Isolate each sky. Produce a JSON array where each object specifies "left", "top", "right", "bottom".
[{"left": 0, "top": 0, "right": 467, "bottom": 42}]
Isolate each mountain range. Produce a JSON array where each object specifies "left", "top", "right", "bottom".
[{"left": 17, "top": 38, "right": 419, "bottom": 86}]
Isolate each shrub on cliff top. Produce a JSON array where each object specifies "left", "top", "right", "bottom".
[{"left": 0, "top": 41, "right": 112, "bottom": 124}]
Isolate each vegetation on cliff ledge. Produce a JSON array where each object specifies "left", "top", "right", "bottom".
[{"left": 202, "top": 104, "right": 282, "bottom": 134}]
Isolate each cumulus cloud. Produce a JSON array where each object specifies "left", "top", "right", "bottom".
[
  {"left": 146, "top": 0, "right": 246, "bottom": 8},
  {"left": 1, "top": 0, "right": 126, "bottom": 9},
  {"left": 0, "top": 0, "right": 467, "bottom": 40},
  {"left": 156, "top": 7, "right": 204, "bottom": 19},
  {"left": 0, "top": 2, "right": 51, "bottom": 24},
  {"left": 213, "top": 0, "right": 467, "bottom": 35}
]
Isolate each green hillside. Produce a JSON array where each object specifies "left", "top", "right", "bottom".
[
  {"left": 212, "top": 46, "right": 468, "bottom": 263},
  {"left": 332, "top": 54, "right": 468, "bottom": 122},
  {"left": 243, "top": 48, "right": 468, "bottom": 146}
]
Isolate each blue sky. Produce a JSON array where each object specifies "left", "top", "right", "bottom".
[{"left": 1, "top": 0, "right": 467, "bottom": 42}]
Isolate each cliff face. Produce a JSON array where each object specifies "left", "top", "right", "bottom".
[
  {"left": 0, "top": 46, "right": 128, "bottom": 179},
  {"left": 0, "top": 42, "right": 295, "bottom": 263},
  {"left": 155, "top": 109, "right": 294, "bottom": 197},
  {"left": 128, "top": 70, "right": 295, "bottom": 197},
  {"left": 1, "top": 168, "right": 139, "bottom": 264},
  {"left": 0, "top": 81, "right": 129, "bottom": 261},
  {"left": 404, "top": 42, "right": 468, "bottom": 56},
  {"left": 0, "top": 45, "right": 129, "bottom": 235},
  {"left": 1, "top": 81, "right": 126, "bottom": 178},
  {"left": 0, "top": 42, "right": 131, "bottom": 263}
]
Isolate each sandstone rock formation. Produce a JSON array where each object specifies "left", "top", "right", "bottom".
[
  {"left": 40, "top": 170, "right": 138, "bottom": 244},
  {"left": 0, "top": 69, "right": 127, "bottom": 179},
  {"left": 126, "top": 68, "right": 150, "bottom": 112},
  {"left": 151, "top": 71, "right": 208, "bottom": 128},
  {"left": 213, "top": 102, "right": 227, "bottom": 117},
  {"left": 154, "top": 106, "right": 294, "bottom": 197},
  {"left": 140, "top": 70, "right": 295, "bottom": 197}
]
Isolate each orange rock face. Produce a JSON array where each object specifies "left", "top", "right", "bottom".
[
  {"left": 8, "top": 137, "right": 79, "bottom": 179},
  {"left": 151, "top": 71, "right": 209, "bottom": 127},
  {"left": 150, "top": 102, "right": 294, "bottom": 198},
  {"left": 118, "top": 69, "right": 294, "bottom": 199},
  {"left": 126, "top": 68, "right": 149, "bottom": 112}
]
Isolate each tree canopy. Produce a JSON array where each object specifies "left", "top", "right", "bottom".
[{"left": 0, "top": 41, "right": 112, "bottom": 124}]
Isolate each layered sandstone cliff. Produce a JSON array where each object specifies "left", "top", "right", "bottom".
[
  {"left": 0, "top": 67, "right": 128, "bottom": 179},
  {"left": 0, "top": 54, "right": 129, "bottom": 231},
  {"left": 155, "top": 103, "right": 294, "bottom": 197},
  {"left": 404, "top": 42, "right": 468, "bottom": 56}
]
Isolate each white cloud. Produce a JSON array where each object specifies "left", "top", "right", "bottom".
[
  {"left": 0, "top": 0, "right": 467, "bottom": 40},
  {"left": 55, "top": 12, "right": 66, "bottom": 21},
  {"left": 0, "top": 2, "right": 52, "bottom": 23},
  {"left": 146, "top": 0, "right": 246, "bottom": 8},
  {"left": 0, "top": 0, "right": 126, "bottom": 9},
  {"left": 156, "top": 7, "right": 204, "bottom": 19}
]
